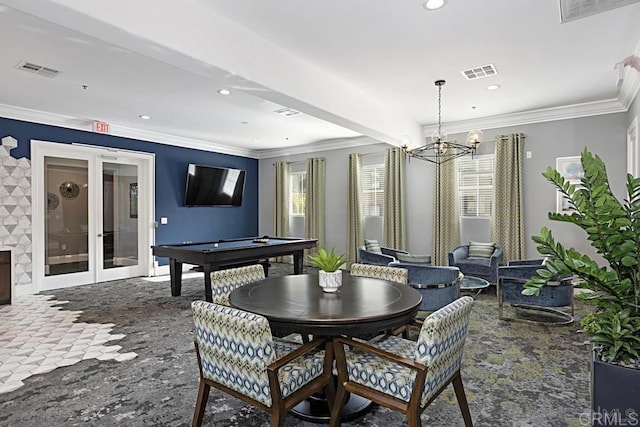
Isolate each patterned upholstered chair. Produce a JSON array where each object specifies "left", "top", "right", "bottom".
[
  {"left": 330, "top": 297, "right": 475, "bottom": 427},
  {"left": 191, "top": 301, "right": 335, "bottom": 427},
  {"left": 349, "top": 263, "right": 409, "bottom": 285},
  {"left": 210, "top": 264, "right": 265, "bottom": 306}
]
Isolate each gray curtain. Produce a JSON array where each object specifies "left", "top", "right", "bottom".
[
  {"left": 273, "top": 161, "right": 290, "bottom": 262},
  {"left": 383, "top": 147, "right": 407, "bottom": 251},
  {"left": 432, "top": 147, "right": 461, "bottom": 266},
  {"left": 305, "top": 157, "right": 325, "bottom": 257},
  {"left": 492, "top": 133, "right": 525, "bottom": 262},
  {"left": 346, "top": 153, "right": 363, "bottom": 267}
]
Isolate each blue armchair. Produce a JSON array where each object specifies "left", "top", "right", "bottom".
[
  {"left": 448, "top": 244, "right": 503, "bottom": 283},
  {"left": 388, "top": 262, "right": 462, "bottom": 311},
  {"left": 497, "top": 259, "right": 574, "bottom": 324},
  {"left": 358, "top": 245, "right": 408, "bottom": 266}
]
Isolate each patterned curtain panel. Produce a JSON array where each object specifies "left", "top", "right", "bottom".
[
  {"left": 273, "top": 161, "right": 290, "bottom": 263},
  {"left": 346, "top": 153, "right": 363, "bottom": 267},
  {"left": 305, "top": 157, "right": 326, "bottom": 257},
  {"left": 432, "top": 148, "right": 461, "bottom": 266},
  {"left": 492, "top": 133, "right": 525, "bottom": 262},
  {"left": 383, "top": 147, "right": 407, "bottom": 251}
]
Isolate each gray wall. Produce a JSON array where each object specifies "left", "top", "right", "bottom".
[
  {"left": 630, "top": 90, "right": 639, "bottom": 132},
  {"left": 258, "top": 112, "right": 629, "bottom": 262}
]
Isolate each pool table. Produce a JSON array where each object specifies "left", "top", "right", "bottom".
[{"left": 151, "top": 236, "right": 317, "bottom": 301}]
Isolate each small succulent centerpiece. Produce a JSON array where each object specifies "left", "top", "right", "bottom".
[
  {"left": 523, "top": 149, "right": 640, "bottom": 416},
  {"left": 308, "top": 248, "right": 347, "bottom": 293}
]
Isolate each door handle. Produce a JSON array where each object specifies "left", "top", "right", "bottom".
[{"left": 97, "top": 233, "right": 103, "bottom": 237}]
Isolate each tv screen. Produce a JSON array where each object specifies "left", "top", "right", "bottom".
[{"left": 184, "top": 164, "right": 246, "bottom": 207}]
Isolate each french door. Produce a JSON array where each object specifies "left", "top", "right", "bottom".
[{"left": 32, "top": 141, "right": 154, "bottom": 291}]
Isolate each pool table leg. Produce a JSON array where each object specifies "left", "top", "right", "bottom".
[
  {"left": 170, "top": 259, "right": 182, "bottom": 297},
  {"left": 293, "top": 250, "right": 304, "bottom": 274},
  {"left": 203, "top": 264, "right": 213, "bottom": 302}
]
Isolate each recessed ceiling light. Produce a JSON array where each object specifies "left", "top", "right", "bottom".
[
  {"left": 487, "top": 84, "right": 501, "bottom": 91},
  {"left": 139, "top": 115, "right": 151, "bottom": 120},
  {"left": 423, "top": 0, "right": 447, "bottom": 10},
  {"left": 217, "top": 89, "right": 231, "bottom": 95}
]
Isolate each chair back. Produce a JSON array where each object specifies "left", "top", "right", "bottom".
[
  {"left": 210, "top": 264, "right": 265, "bottom": 305},
  {"left": 350, "top": 263, "right": 408, "bottom": 285},
  {"left": 415, "top": 296, "right": 474, "bottom": 405},
  {"left": 192, "top": 300, "right": 276, "bottom": 407}
]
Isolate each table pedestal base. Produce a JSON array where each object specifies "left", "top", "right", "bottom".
[{"left": 291, "top": 393, "right": 372, "bottom": 423}]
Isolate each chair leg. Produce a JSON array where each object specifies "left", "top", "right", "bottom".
[
  {"left": 271, "top": 406, "right": 285, "bottom": 427},
  {"left": 407, "top": 410, "right": 422, "bottom": 427},
  {"left": 329, "top": 383, "right": 348, "bottom": 427},
  {"left": 192, "top": 380, "right": 210, "bottom": 427},
  {"left": 452, "top": 373, "right": 473, "bottom": 427}
]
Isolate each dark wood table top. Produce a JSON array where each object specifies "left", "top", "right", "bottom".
[{"left": 229, "top": 273, "right": 422, "bottom": 336}]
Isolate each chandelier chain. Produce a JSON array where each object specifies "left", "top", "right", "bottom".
[{"left": 437, "top": 83, "right": 442, "bottom": 140}]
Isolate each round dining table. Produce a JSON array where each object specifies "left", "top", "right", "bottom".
[{"left": 229, "top": 272, "right": 422, "bottom": 422}]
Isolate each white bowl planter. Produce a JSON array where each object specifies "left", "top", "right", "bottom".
[{"left": 318, "top": 270, "right": 342, "bottom": 293}]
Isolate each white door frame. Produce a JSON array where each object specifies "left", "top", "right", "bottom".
[{"left": 32, "top": 140, "right": 155, "bottom": 291}]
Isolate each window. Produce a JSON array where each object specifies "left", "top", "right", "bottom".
[
  {"left": 362, "top": 164, "right": 384, "bottom": 217},
  {"left": 458, "top": 155, "right": 494, "bottom": 217},
  {"left": 289, "top": 171, "right": 306, "bottom": 215}
]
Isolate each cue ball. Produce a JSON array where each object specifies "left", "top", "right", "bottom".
[{"left": 214, "top": 243, "right": 218, "bottom": 247}]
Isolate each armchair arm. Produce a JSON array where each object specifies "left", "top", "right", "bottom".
[
  {"left": 333, "top": 336, "right": 426, "bottom": 371},
  {"left": 267, "top": 336, "right": 329, "bottom": 371},
  {"left": 381, "top": 247, "right": 409, "bottom": 258},
  {"left": 498, "top": 265, "right": 542, "bottom": 282},
  {"left": 448, "top": 246, "right": 469, "bottom": 266},
  {"left": 359, "top": 247, "right": 396, "bottom": 265},
  {"left": 489, "top": 247, "right": 504, "bottom": 267},
  {"left": 508, "top": 259, "right": 544, "bottom": 266}
]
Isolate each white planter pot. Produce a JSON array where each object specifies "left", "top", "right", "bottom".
[{"left": 318, "top": 270, "right": 342, "bottom": 293}]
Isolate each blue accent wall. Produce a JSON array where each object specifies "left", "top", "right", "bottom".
[{"left": 0, "top": 116, "right": 258, "bottom": 265}]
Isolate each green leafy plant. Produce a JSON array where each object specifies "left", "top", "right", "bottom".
[
  {"left": 523, "top": 148, "right": 640, "bottom": 366},
  {"left": 308, "top": 247, "right": 346, "bottom": 272}
]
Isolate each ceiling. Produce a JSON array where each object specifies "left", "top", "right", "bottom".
[{"left": 0, "top": 1, "right": 639, "bottom": 159}]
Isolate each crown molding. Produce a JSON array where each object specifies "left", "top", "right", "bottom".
[
  {"left": 0, "top": 103, "right": 256, "bottom": 159},
  {"left": 424, "top": 97, "right": 629, "bottom": 136}
]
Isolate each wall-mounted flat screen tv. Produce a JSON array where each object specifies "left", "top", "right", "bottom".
[{"left": 184, "top": 164, "right": 246, "bottom": 207}]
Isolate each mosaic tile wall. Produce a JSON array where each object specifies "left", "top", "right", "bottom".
[{"left": 0, "top": 136, "right": 32, "bottom": 288}]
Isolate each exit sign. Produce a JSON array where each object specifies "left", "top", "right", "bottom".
[{"left": 93, "top": 121, "right": 110, "bottom": 134}]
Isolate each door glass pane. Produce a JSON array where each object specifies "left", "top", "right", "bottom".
[
  {"left": 45, "top": 157, "right": 89, "bottom": 276},
  {"left": 103, "top": 163, "right": 139, "bottom": 269}
]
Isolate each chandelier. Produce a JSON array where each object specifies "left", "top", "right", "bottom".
[{"left": 403, "top": 79, "right": 483, "bottom": 164}]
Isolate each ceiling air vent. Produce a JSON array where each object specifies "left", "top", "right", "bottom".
[
  {"left": 273, "top": 107, "right": 301, "bottom": 117},
  {"left": 560, "top": 0, "right": 640, "bottom": 23},
  {"left": 15, "top": 61, "right": 61, "bottom": 78},
  {"left": 461, "top": 64, "right": 498, "bottom": 80}
]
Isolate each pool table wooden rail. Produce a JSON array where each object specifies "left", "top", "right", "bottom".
[{"left": 151, "top": 236, "right": 317, "bottom": 301}]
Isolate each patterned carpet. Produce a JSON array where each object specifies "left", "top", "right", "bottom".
[{"left": 0, "top": 263, "right": 592, "bottom": 426}]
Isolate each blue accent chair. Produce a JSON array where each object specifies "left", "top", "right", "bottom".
[
  {"left": 358, "top": 245, "right": 408, "bottom": 265},
  {"left": 497, "top": 259, "right": 574, "bottom": 324},
  {"left": 448, "top": 245, "right": 503, "bottom": 283},
  {"left": 388, "top": 262, "right": 462, "bottom": 312}
]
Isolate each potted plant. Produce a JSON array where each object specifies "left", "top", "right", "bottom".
[
  {"left": 308, "top": 248, "right": 346, "bottom": 293},
  {"left": 523, "top": 149, "right": 640, "bottom": 421}
]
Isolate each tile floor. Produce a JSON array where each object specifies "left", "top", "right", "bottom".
[{"left": 0, "top": 294, "right": 137, "bottom": 394}]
